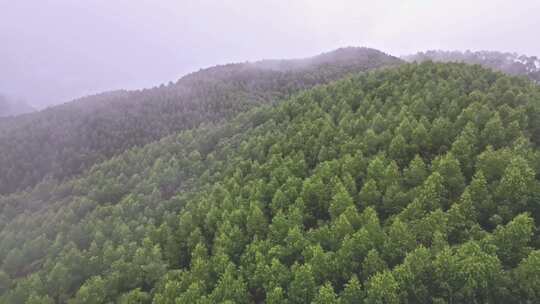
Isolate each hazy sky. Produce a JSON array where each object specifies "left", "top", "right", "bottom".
[{"left": 1, "top": 0, "right": 539, "bottom": 108}]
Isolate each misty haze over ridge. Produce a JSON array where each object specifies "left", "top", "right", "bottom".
[
  {"left": 2, "top": 43, "right": 540, "bottom": 193},
  {"left": 3, "top": 46, "right": 540, "bottom": 115},
  {"left": 6, "top": 46, "right": 396, "bottom": 108},
  {"left": 0, "top": 47, "right": 401, "bottom": 194},
  {"left": 1, "top": 0, "right": 539, "bottom": 109}
]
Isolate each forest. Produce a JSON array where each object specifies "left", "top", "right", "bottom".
[
  {"left": 0, "top": 61, "right": 539, "bottom": 303},
  {"left": 0, "top": 48, "right": 400, "bottom": 196}
]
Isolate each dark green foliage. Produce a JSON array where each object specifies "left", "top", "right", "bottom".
[{"left": 1, "top": 62, "right": 540, "bottom": 303}]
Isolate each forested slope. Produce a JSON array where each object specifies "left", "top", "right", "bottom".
[
  {"left": 0, "top": 47, "right": 401, "bottom": 195},
  {"left": 405, "top": 50, "right": 540, "bottom": 82},
  {"left": 1, "top": 62, "right": 540, "bottom": 303}
]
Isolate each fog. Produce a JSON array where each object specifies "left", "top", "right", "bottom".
[{"left": 1, "top": 0, "right": 539, "bottom": 108}]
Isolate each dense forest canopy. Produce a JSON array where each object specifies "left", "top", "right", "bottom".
[
  {"left": 405, "top": 50, "right": 540, "bottom": 83},
  {"left": 1, "top": 62, "right": 539, "bottom": 303},
  {"left": 0, "top": 47, "right": 400, "bottom": 195}
]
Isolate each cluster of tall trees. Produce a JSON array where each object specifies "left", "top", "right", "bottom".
[
  {"left": 406, "top": 50, "right": 540, "bottom": 83},
  {"left": 0, "top": 48, "right": 400, "bottom": 195},
  {"left": 0, "top": 62, "right": 539, "bottom": 303}
]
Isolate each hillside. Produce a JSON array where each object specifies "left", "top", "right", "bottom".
[
  {"left": 0, "top": 95, "right": 34, "bottom": 117},
  {"left": 0, "top": 47, "right": 401, "bottom": 195},
  {"left": 1, "top": 62, "right": 539, "bottom": 303},
  {"left": 405, "top": 50, "right": 540, "bottom": 82}
]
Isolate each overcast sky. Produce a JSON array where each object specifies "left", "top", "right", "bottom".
[{"left": 1, "top": 0, "right": 539, "bottom": 108}]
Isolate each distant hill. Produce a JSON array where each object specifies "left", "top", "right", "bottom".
[
  {"left": 404, "top": 50, "right": 540, "bottom": 82},
  {"left": 0, "top": 47, "right": 402, "bottom": 194},
  {"left": 0, "top": 95, "right": 34, "bottom": 117}
]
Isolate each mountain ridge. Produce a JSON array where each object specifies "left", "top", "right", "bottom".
[{"left": 0, "top": 47, "right": 401, "bottom": 195}]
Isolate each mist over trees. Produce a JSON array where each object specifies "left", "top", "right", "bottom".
[
  {"left": 405, "top": 50, "right": 540, "bottom": 82},
  {"left": 0, "top": 60, "right": 539, "bottom": 303},
  {"left": 0, "top": 95, "right": 34, "bottom": 118}
]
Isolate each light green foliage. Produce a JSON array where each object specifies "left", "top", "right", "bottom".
[
  {"left": 434, "top": 242, "right": 502, "bottom": 303},
  {"left": 266, "top": 287, "right": 287, "bottom": 304},
  {"left": 313, "top": 282, "right": 338, "bottom": 304},
  {"left": 117, "top": 288, "right": 150, "bottom": 304},
  {"left": 340, "top": 275, "right": 364, "bottom": 304},
  {"left": 71, "top": 276, "right": 107, "bottom": 304},
  {"left": 496, "top": 156, "right": 536, "bottom": 218}
]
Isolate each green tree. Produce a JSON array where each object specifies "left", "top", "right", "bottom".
[
  {"left": 393, "top": 246, "right": 433, "bottom": 303},
  {"left": 491, "top": 213, "right": 534, "bottom": 267},
  {"left": 358, "top": 179, "right": 381, "bottom": 208},
  {"left": 447, "top": 189, "right": 477, "bottom": 243},
  {"left": 411, "top": 120, "right": 430, "bottom": 153},
  {"left": 118, "top": 288, "right": 151, "bottom": 304},
  {"left": 365, "top": 271, "right": 399, "bottom": 304},
  {"left": 47, "top": 263, "right": 71, "bottom": 303},
  {"left": 340, "top": 275, "right": 364, "bottom": 304},
  {"left": 305, "top": 245, "right": 334, "bottom": 285},
  {"left": 133, "top": 238, "right": 167, "bottom": 288},
  {"left": 312, "top": 282, "right": 338, "bottom": 304},
  {"left": 496, "top": 156, "right": 536, "bottom": 219},
  {"left": 388, "top": 134, "right": 410, "bottom": 166},
  {"left": 328, "top": 182, "right": 355, "bottom": 220},
  {"left": 403, "top": 155, "right": 428, "bottom": 188},
  {"left": 466, "top": 170, "right": 495, "bottom": 227},
  {"left": 26, "top": 294, "right": 54, "bottom": 304},
  {"left": 175, "top": 282, "right": 206, "bottom": 304},
  {"left": 246, "top": 201, "right": 268, "bottom": 239},
  {"left": 430, "top": 117, "right": 452, "bottom": 154},
  {"left": 399, "top": 172, "right": 445, "bottom": 221},
  {"left": 513, "top": 250, "right": 540, "bottom": 301},
  {"left": 450, "top": 122, "right": 478, "bottom": 178},
  {"left": 71, "top": 276, "right": 107, "bottom": 304},
  {"left": 432, "top": 153, "right": 465, "bottom": 204},
  {"left": 266, "top": 287, "right": 288, "bottom": 304},
  {"left": 481, "top": 112, "right": 506, "bottom": 148},
  {"left": 434, "top": 242, "right": 502, "bottom": 303},
  {"left": 383, "top": 218, "right": 416, "bottom": 265},
  {"left": 288, "top": 264, "right": 316, "bottom": 304},
  {"left": 210, "top": 265, "right": 249, "bottom": 304},
  {"left": 361, "top": 249, "right": 387, "bottom": 281}
]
